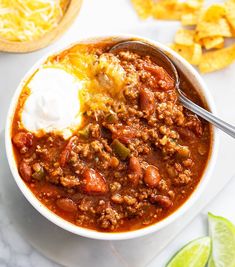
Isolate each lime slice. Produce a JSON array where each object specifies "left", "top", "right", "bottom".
[
  {"left": 208, "top": 213, "right": 235, "bottom": 267},
  {"left": 166, "top": 237, "right": 211, "bottom": 267},
  {"left": 208, "top": 256, "right": 216, "bottom": 267}
]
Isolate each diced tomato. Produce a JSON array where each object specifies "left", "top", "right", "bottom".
[
  {"left": 142, "top": 63, "right": 174, "bottom": 91},
  {"left": 82, "top": 168, "right": 108, "bottom": 195},
  {"left": 139, "top": 88, "right": 155, "bottom": 115}
]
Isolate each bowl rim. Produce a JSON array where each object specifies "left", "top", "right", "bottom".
[{"left": 5, "top": 34, "right": 220, "bottom": 240}]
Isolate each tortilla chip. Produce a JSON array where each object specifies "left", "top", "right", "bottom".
[
  {"left": 225, "top": 0, "right": 235, "bottom": 31},
  {"left": 192, "top": 43, "right": 203, "bottom": 65},
  {"left": 181, "top": 13, "right": 198, "bottom": 25},
  {"left": 196, "top": 18, "right": 232, "bottom": 40},
  {"left": 202, "top": 3, "right": 226, "bottom": 21},
  {"left": 131, "top": 0, "right": 153, "bottom": 19},
  {"left": 202, "top": 36, "right": 224, "bottom": 50},
  {"left": 152, "top": 0, "right": 184, "bottom": 20},
  {"left": 152, "top": 0, "right": 203, "bottom": 20},
  {"left": 170, "top": 43, "right": 202, "bottom": 65},
  {"left": 199, "top": 44, "right": 235, "bottom": 73},
  {"left": 175, "top": 29, "right": 195, "bottom": 46},
  {"left": 131, "top": 0, "right": 235, "bottom": 73}
]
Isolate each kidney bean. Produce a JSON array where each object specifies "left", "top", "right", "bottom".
[
  {"left": 177, "top": 127, "right": 196, "bottom": 141},
  {"left": 56, "top": 198, "right": 77, "bottom": 213},
  {"left": 82, "top": 168, "right": 108, "bottom": 195},
  {"left": 129, "top": 157, "right": 142, "bottom": 176},
  {"left": 128, "top": 157, "right": 142, "bottom": 186},
  {"left": 19, "top": 161, "right": 32, "bottom": 182},
  {"left": 13, "top": 132, "right": 33, "bottom": 149},
  {"left": 150, "top": 195, "right": 173, "bottom": 209},
  {"left": 144, "top": 165, "right": 161, "bottom": 188},
  {"left": 40, "top": 184, "right": 63, "bottom": 198},
  {"left": 139, "top": 88, "right": 155, "bottom": 115}
]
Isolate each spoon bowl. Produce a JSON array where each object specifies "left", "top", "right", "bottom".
[
  {"left": 110, "top": 40, "right": 235, "bottom": 138},
  {"left": 110, "top": 40, "right": 180, "bottom": 88}
]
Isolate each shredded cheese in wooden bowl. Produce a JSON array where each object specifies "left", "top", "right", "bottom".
[
  {"left": 0, "top": 0, "right": 68, "bottom": 42},
  {"left": 0, "top": 0, "right": 82, "bottom": 52}
]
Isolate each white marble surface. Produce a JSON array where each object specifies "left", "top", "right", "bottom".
[{"left": 0, "top": 0, "right": 235, "bottom": 266}]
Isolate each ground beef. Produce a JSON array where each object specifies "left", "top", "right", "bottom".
[{"left": 12, "top": 42, "right": 211, "bottom": 232}]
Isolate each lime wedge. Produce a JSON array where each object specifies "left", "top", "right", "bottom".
[
  {"left": 208, "top": 256, "right": 216, "bottom": 267},
  {"left": 208, "top": 213, "right": 235, "bottom": 267},
  {"left": 166, "top": 237, "right": 211, "bottom": 267}
]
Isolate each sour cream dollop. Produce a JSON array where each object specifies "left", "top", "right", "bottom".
[{"left": 21, "top": 67, "right": 83, "bottom": 139}]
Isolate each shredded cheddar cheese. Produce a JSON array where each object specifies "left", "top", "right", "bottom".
[
  {"left": 46, "top": 45, "right": 127, "bottom": 112},
  {"left": 0, "top": 0, "right": 64, "bottom": 42}
]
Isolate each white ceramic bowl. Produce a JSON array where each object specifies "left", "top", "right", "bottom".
[{"left": 5, "top": 35, "right": 219, "bottom": 240}]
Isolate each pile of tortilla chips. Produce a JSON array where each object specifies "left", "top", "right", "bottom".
[{"left": 131, "top": 0, "right": 235, "bottom": 73}]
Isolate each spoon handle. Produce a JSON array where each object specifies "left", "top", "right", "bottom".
[{"left": 179, "top": 92, "right": 235, "bottom": 138}]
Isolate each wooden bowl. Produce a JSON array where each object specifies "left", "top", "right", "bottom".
[{"left": 0, "top": 0, "right": 83, "bottom": 53}]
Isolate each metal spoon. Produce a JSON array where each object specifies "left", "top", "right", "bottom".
[{"left": 110, "top": 40, "right": 235, "bottom": 138}]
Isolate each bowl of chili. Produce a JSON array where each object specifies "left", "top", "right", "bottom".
[{"left": 5, "top": 35, "right": 219, "bottom": 240}]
